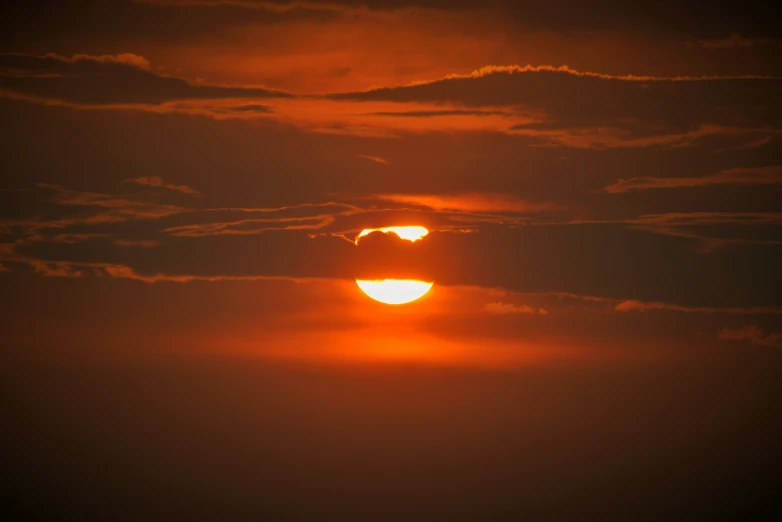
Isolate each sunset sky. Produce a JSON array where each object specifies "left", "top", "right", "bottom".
[{"left": 2, "top": 1, "right": 781, "bottom": 520}]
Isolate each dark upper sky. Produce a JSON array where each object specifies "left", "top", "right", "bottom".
[{"left": 2, "top": 1, "right": 781, "bottom": 520}]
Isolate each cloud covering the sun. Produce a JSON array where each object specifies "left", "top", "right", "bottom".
[{"left": 2, "top": 181, "right": 780, "bottom": 313}]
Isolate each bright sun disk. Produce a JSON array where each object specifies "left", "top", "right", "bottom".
[
  {"left": 355, "top": 279, "right": 434, "bottom": 305},
  {"left": 355, "top": 226, "right": 433, "bottom": 305}
]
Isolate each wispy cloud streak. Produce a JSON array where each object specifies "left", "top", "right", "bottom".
[{"left": 605, "top": 166, "right": 782, "bottom": 193}]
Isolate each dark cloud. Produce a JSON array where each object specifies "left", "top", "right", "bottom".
[
  {"left": 332, "top": 66, "right": 782, "bottom": 146},
  {"left": 0, "top": 0, "right": 334, "bottom": 52},
  {"left": 623, "top": 212, "right": 782, "bottom": 250},
  {"left": 357, "top": 155, "right": 390, "bottom": 165},
  {"left": 696, "top": 33, "right": 782, "bottom": 49},
  {"left": 500, "top": 1, "right": 782, "bottom": 39},
  {"left": 483, "top": 302, "right": 547, "bottom": 315},
  {"left": 605, "top": 165, "right": 782, "bottom": 193},
  {"left": 124, "top": 176, "right": 202, "bottom": 196},
  {"left": 5, "top": 220, "right": 781, "bottom": 309},
  {"left": 719, "top": 324, "right": 782, "bottom": 347},
  {"left": 2, "top": 182, "right": 781, "bottom": 309},
  {"left": 218, "top": 103, "right": 274, "bottom": 112},
  {"left": 0, "top": 52, "right": 289, "bottom": 105},
  {"left": 364, "top": 109, "right": 509, "bottom": 117},
  {"left": 135, "top": 0, "right": 782, "bottom": 39},
  {"left": 30, "top": 182, "right": 186, "bottom": 223},
  {"left": 134, "top": 0, "right": 484, "bottom": 11},
  {"left": 616, "top": 300, "right": 782, "bottom": 315},
  {"left": 3, "top": 55, "right": 780, "bottom": 147},
  {"left": 369, "top": 193, "right": 554, "bottom": 213}
]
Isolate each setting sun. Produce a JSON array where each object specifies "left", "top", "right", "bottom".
[
  {"left": 355, "top": 225, "right": 429, "bottom": 244},
  {"left": 355, "top": 226, "right": 432, "bottom": 304},
  {"left": 355, "top": 279, "right": 434, "bottom": 305}
]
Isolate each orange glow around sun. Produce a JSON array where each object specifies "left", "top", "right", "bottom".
[{"left": 355, "top": 226, "right": 433, "bottom": 305}]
